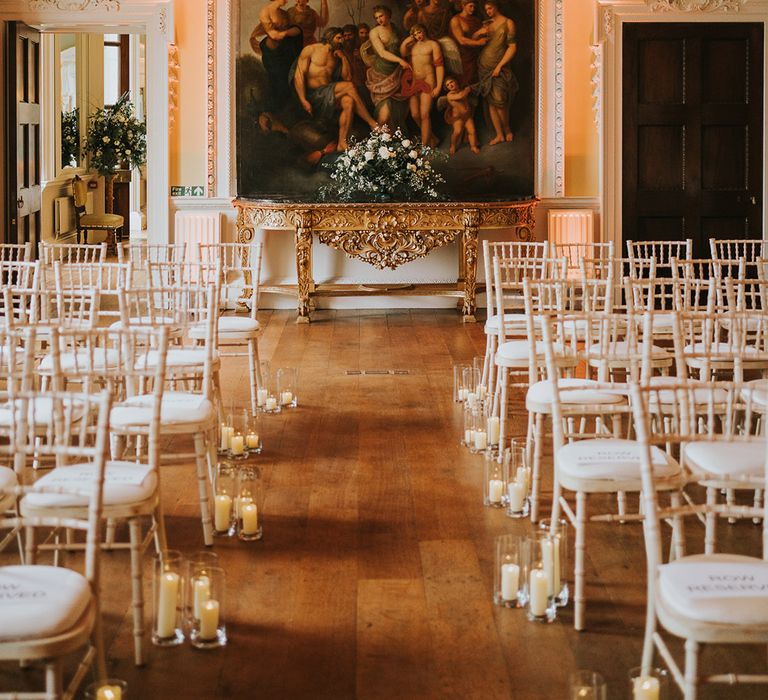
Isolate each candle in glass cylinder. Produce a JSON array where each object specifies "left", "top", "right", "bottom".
[
  {"left": 265, "top": 396, "right": 277, "bottom": 411},
  {"left": 464, "top": 429, "right": 475, "bottom": 446},
  {"left": 193, "top": 575, "right": 210, "bottom": 620},
  {"left": 500, "top": 563, "right": 519, "bottom": 601},
  {"left": 281, "top": 390, "right": 293, "bottom": 406},
  {"left": 516, "top": 466, "right": 530, "bottom": 492},
  {"left": 199, "top": 599, "right": 220, "bottom": 640},
  {"left": 246, "top": 433, "right": 259, "bottom": 449},
  {"left": 529, "top": 569, "right": 549, "bottom": 617},
  {"left": 241, "top": 503, "right": 259, "bottom": 535},
  {"left": 507, "top": 481, "right": 526, "bottom": 511},
  {"left": 229, "top": 434, "right": 244, "bottom": 456},
  {"left": 257, "top": 388, "right": 268, "bottom": 407},
  {"left": 474, "top": 430, "right": 488, "bottom": 451},
  {"left": 96, "top": 685, "right": 122, "bottom": 700},
  {"left": 541, "top": 537, "right": 561, "bottom": 597},
  {"left": 214, "top": 494, "right": 232, "bottom": 531},
  {"left": 633, "top": 676, "right": 660, "bottom": 700},
  {"left": 156, "top": 571, "right": 179, "bottom": 638},
  {"left": 220, "top": 425, "right": 233, "bottom": 451},
  {"left": 487, "top": 416, "right": 500, "bottom": 445},
  {"left": 488, "top": 479, "right": 504, "bottom": 504}
]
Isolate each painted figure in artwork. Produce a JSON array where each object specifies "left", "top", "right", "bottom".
[
  {"left": 399, "top": 24, "right": 444, "bottom": 147},
  {"left": 403, "top": 0, "right": 426, "bottom": 33},
  {"left": 342, "top": 23, "right": 368, "bottom": 91},
  {"left": 364, "top": 5, "right": 411, "bottom": 126},
  {"left": 475, "top": 0, "right": 518, "bottom": 145},
  {"left": 287, "top": 0, "right": 329, "bottom": 45},
  {"left": 449, "top": 0, "right": 486, "bottom": 87},
  {"left": 294, "top": 26, "right": 378, "bottom": 149},
  {"left": 416, "top": 0, "right": 451, "bottom": 39},
  {"left": 441, "top": 75, "right": 479, "bottom": 154},
  {"left": 254, "top": 0, "right": 304, "bottom": 111},
  {"left": 358, "top": 23, "right": 370, "bottom": 44}
]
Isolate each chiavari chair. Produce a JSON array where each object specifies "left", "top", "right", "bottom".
[
  {"left": 541, "top": 311, "right": 685, "bottom": 631},
  {"left": 0, "top": 388, "right": 112, "bottom": 699},
  {"left": 627, "top": 238, "right": 693, "bottom": 269},
  {"left": 0, "top": 242, "right": 32, "bottom": 262},
  {"left": 53, "top": 260, "right": 132, "bottom": 326},
  {"left": 116, "top": 283, "right": 218, "bottom": 545},
  {"left": 39, "top": 242, "right": 107, "bottom": 266},
  {"left": 709, "top": 237, "right": 768, "bottom": 263},
  {"left": 199, "top": 242, "right": 264, "bottom": 414},
  {"left": 631, "top": 380, "right": 768, "bottom": 699},
  {"left": 552, "top": 240, "right": 614, "bottom": 279}
]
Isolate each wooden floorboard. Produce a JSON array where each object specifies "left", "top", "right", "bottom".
[{"left": 1, "top": 309, "right": 766, "bottom": 699}]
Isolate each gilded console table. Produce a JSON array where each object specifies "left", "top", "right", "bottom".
[{"left": 233, "top": 199, "right": 538, "bottom": 323}]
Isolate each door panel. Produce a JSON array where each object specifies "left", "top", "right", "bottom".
[
  {"left": 623, "top": 23, "right": 763, "bottom": 258},
  {"left": 5, "top": 22, "right": 41, "bottom": 251}
]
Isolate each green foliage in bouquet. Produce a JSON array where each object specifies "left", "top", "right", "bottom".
[
  {"left": 83, "top": 93, "right": 146, "bottom": 176},
  {"left": 317, "top": 126, "right": 446, "bottom": 203},
  {"left": 61, "top": 108, "right": 79, "bottom": 169}
]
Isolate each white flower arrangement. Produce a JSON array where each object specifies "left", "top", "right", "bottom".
[
  {"left": 317, "top": 125, "right": 446, "bottom": 203},
  {"left": 83, "top": 93, "right": 146, "bottom": 177}
]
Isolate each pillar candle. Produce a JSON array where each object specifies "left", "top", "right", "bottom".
[
  {"left": 474, "top": 430, "right": 488, "bottom": 451},
  {"left": 265, "top": 397, "right": 277, "bottom": 411},
  {"left": 458, "top": 388, "right": 467, "bottom": 401},
  {"left": 488, "top": 479, "right": 504, "bottom": 504},
  {"left": 246, "top": 433, "right": 260, "bottom": 449},
  {"left": 632, "top": 676, "right": 660, "bottom": 700},
  {"left": 516, "top": 466, "right": 530, "bottom": 492},
  {"left": 467, "top": 392, "right": 477, "bottom": 408},
  {"left": 193, "top": 575, "right": 210, "bottom": 619},
  {"left": 236, "top": 494, "right": 253, "bottom": 518},
  {"left": 214, "top": 494, "right": 232, "bottom": 532},
  {"left": 229, "top": 434, "right": 244, "bottom": 456},
  {"left": 220, "top": 425, "right": 233, "bottom": 451},
  {"left": 477, "top": 384, "right": 487, "bottom": 399},
  {"left": 529, "top": 569, "right": 549, "bottom": 617},
  {"left": 242, "top": 502, "right": 259, "bottom": 535},
  {"left": 487, "top": 416, "right": 500, "bottom": 445},
  {"left": 156, "top": 571, "right": 179, "bottom": 638},
  {"left": 96, "top": 685, "right": 122, "bottom": 700},
  {"left": 257, "top": 388, "right": 268, "bottom": 407},
  {"left": 500, "top": 563, "right": 519, "bottom": 601},
  {"left": 281, "top": 390, "right": 293, "bottom": 405},
  {"left": 199, "top": 599, "right": 220, "bottom": 640},
  {"left": 541, "top": 537, "right": 561, "bottom": 597},
  {"left": 464, "top": 429, "right": 475, "bottom": 446},
  {"left": 507, "top": 481, "right": 526, "bottom": 511}
]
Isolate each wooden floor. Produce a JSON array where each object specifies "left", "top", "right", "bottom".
[{"left": 1, "top": 309, "right": 766, "bottom": 699}]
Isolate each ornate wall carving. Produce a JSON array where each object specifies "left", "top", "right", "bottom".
[
  {"left": 206, "top": 0, "right": 216, "bottom": 197},
  {"left": 647, "top": 0, "right": 744, "bottom": 11},
  {"left": 29, "top": 0, "right": 120, "bottom": 9}
]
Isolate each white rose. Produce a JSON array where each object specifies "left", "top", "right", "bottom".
[
  {"left": 365, "top": 152, "right": 374, "bottom": 161},
  {"left": 378, "top": 146, "right": 390, "bottom": 159},
  {"left": 409, "top": 149, "right": 418, "bottom": 159},
  {"left": 402, "top": 139, "right": 412, "bottom": 148},
  {"left": 102, "top": 136, "right": 110, "bottom": 143},
  {"left": 381, "top": 133, "right": 391, "bottom": 142},
  {"left": 125, "top": 149, "right": 131, "bottom": 155},
  {"left": 407, "top": 163, "right": 417, "bottom": 172}
]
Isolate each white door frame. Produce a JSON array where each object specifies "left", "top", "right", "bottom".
[
  {"left": 0, "top": 0, "right": 173, "bottom": 243},
  {"left": 593, "top": 0, "right": 768, "bottom": 251}
]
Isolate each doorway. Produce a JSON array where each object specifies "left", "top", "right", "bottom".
[{"left": 621, "top": 22, "right": 763, "bottom": 258}]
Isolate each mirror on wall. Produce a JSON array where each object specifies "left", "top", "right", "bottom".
[{"left": 58, "top": 33, "right": 79, "bottom": 169}]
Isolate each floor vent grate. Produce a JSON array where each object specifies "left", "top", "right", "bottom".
[{"left": 345, "top": 369, "right": 410, "bottom": 376}]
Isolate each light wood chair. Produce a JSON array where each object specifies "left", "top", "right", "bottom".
[
  {"left": 631, "top": 380, "right": 768, "bottom": 699},
  {"left": 116, "top": 283, "right": 218, "bottom": 545},
  {"left": 72, "top": 173, "right": 124, "bottom": 248},
  {"left": 627, "top": 238, "right": 693, "bottom": 268},
  {"left": 709, "top": 237, "right": 768, "bottom": 263},
  {"left": 25, "top": 326, "right": 168, "bottom": 666},
  {"left": 540, "top": 310, "right": 685, "bottom": 631},
  {"left": 198, "top": 242, "right": 264, "bottom": 415},
  {"left": 39, "top": 241, "right": 107, "bottom": 266},
  {"left": 0, "top": 242, "right": 32, "bottom": 262},
  {"left": 552, "top": 240, "right": 614, "bottom": 278},
  {"left": 53, "top": 260, "right": 132, "bottom": 325},
  {"left": 0, "top": 388, "right": 112, "bottom": 700}
]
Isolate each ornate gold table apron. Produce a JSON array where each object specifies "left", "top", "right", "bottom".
[{"left": 233, "top": 199, "right": 538, "bottom": 323}]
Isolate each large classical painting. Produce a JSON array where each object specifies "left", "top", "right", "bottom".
[{"left": 236, "top": 0, "right": 535, "bottom": 201}]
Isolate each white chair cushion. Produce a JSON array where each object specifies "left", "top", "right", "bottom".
[
  {"left": 137, "top": 348, "right": 220, "bottom": 369},
  {"left": 526, "top": 378, "right": 626, "bottom": 409},
  {"left": 683, "top": 342, "right": 761, "bottom": 356},
  {"left": 647, "top": 376, "right": 729, "bottom": 405},
  {"left": 683, "top": 440, "right": 766, "bottom": 478},
  {"left": 111, "top": 391, "right": 215, "bottom": 428},
  {"left": 742, "top": 379, "right": 768, "bottom": 406},
  {"left": 189, "top": 316, "right": 260, "bottom": 340},
  {"left": 0, "top": 565, "right": 91, "bottom": 641},
  {"left": 0, "top": 466, "right": 18, "bottom": 510},
  {"left": 557, "top": 438, "right": 680, "bottom": 482},
  {"left": 495, "top": 340, "right": 564, "bottom": 367},
  {"left": 659, "top": 555, "right": 768, "bottom": 626},
  {"left": 38, "top": 349, "right": 120, "bottom": 373},
  {"left": 0, "top": 397, "right": 85, "bottom": 426},
  {"left": 484, "top": 313, "right": 526, "bottom": 334},
  {"left": 587, "top": 340, "right": 670, "bottom": 360},
  {"left": 108, "top": 316, "right": 179, "bottom": 329},
  {"left": 22, "top": 461, "right": 155, "bottom": 508}
]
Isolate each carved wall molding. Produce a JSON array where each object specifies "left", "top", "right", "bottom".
[
  {"left": 590, "top": 43, "right": 602, "bottom": 127},
  {"left": 553, "top": 0, "right": 565, "bottom": 197},
  {"left": 206, "top": 0, "right": 216, "bottom": 197},
  {"left": 168, "top": 43, "right": 179, "bottom": 131},
  {"left": 28, "top": 0, "right": 120, "bottom": 9},
  {"left": 647, "top": 0, "right": 745, "bottom": 11},
  {"left": 603, "top": 7, "right": 614, "bottom": 36}
]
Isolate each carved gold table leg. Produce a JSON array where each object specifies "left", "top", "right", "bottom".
[
  {"left": 461, "top": 212, "right": 478, "bottom": 322},
  {"left": 295, "top": 214, "right": 313, "bottom": 323}
]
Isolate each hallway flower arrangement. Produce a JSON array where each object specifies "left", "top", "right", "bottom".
[
  {"left": 61, "top": 107, "right": 79, "bottom": 169},
  {"left": 317, "top": 126, "right": 446, "bottom": 203},
  {"left": 83, "top": 93, "right": 146, "bottom": 212}
]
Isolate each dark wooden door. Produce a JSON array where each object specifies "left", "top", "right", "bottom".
[
  {"left": 623, "top": 23, "right": 763, "bottom": 258},
  {"left": 5, "top": 22, "right": 41, "bottom": 251}
]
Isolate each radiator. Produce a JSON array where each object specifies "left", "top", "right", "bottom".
[
  {"left": 547, "top": 209, "right": 595, "bottom": 277},
  {"left": 54, "top": 192, "right": 93, "bottom": 237},
  {"left": 175, "top": 211, "right": 221, "bottom": 263}
]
